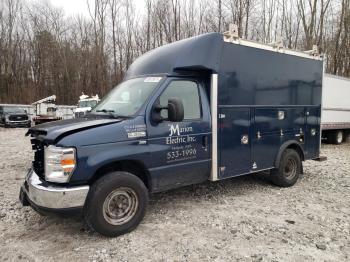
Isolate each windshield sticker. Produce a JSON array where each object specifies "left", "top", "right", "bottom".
[
  {"left": 166, "top": 124, "right": 197, "bottom": 163},
  {"left": 144, "top": 77, "right": 162, "bottom": 83},
  {"left": 124, "top": 124, "right": 147, "bottom": 139}
]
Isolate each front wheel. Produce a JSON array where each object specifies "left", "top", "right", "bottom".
[
  {"left": 84, "top": 171, "right": 148, "bottom": 237},
  {"left": 271, "top": 149, "right": 302, "bottom": 187}
]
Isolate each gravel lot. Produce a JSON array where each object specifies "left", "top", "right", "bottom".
[{"left": 0, "top": 128, "right": 349, "bottom": 261}]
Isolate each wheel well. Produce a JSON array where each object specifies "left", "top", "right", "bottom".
[
  {"left": 275, "top": 142, "right": 305, "bottom": 174},
  {"left": 286, "top": 143, "right": 305, "bottom": 161},
  {"left": 90, "top": 160, "right": 151, "bottom": 190},
  {"left": 275, "top": 142, "right": 305, "bottom": 167}
]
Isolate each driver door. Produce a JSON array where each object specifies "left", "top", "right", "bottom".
[{"left": 146, "top": 78, "right": 211, "bottom": 192}]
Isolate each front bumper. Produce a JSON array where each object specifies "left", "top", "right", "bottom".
[
  {"left": 6, "top": 120, "right": 31, "bottom": 127},
  {"left": 20, "top": 169, "right": 89, "bottom": 210}
]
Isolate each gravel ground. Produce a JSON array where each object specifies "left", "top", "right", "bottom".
[{"left": 0, "top": 127, "right": 349, "bottom": 261}]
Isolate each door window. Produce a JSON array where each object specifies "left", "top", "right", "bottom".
[{"left": 159, "top": 80, "right": 201, "bottom": 120}]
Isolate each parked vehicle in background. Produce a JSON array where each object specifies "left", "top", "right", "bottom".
[
  {"left": 0, "top": 106, "right": 31, "bottom": 128},
  {"left": 57, "top": 105, "right": 76, "bottom": 120},
  {"left": 20, "top": 31, "right": 324, "bottom": 237},
  {"left": 322, "top": 74, "right": 350, "bottom": 144},
  {"left": 32, "top": 95, "right": 62, "bottom": 125},
  {"left": 74, "top": 94, "right": 100, "bottom": 118}
]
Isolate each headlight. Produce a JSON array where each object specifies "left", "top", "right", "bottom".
[{"left": 44, "top": 146, "right": 76, "bottom": 183}]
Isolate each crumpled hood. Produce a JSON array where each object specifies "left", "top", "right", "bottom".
[{"left": 26, "top": 117, "right": 123, "bottom": 143}]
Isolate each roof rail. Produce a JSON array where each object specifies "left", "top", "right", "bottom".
[
  {"left": 223, "top": 24, "right": 322, "bottom": 60},
  {"left": 223, "top": 24, "right": 239, "bottom": 40},
  {"left": 267, "top": 36, "right": 284, "bottom": 50},
  {"left": 304, "top": 45, "right": 319, "bottom": 57}
]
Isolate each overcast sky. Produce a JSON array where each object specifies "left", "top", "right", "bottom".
[
  {"left": 49, "top": 0, "right": 145, "bottom": 17},
  {"left": 50, "top": 0, "right": 92, "bottom": 17}
]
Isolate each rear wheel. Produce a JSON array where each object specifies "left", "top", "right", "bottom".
[
  {"left": 271, "top": 149, "right": 302, "bottom": 187},
  {"left": 331, "top": 130, "right": 343, "bottom": 145},
  {"left": 327, "top": 130, "right": 343, "bottom": 144},
  {"left": 84, "top": 171, "right": 148, "bottom": 237}
]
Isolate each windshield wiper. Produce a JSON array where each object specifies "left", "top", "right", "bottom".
[
  {"left": 96, "top": 109, "right": 115, "bottom": 113},
  {"left": 94, "top": 109, "right": 130, "bottom": 119},
  {"left": 94, "top": 109, "right": 117, "bottom": 118}
]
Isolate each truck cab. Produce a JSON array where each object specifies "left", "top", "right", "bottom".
[
  {"left": 20, "top": 32, "right": 323, "bottom": 237},
  {"left": 74, "top": 94, "right": 100, "bottom": 118}
]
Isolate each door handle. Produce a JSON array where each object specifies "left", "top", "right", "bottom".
[
  {"left": 202, "top": 135, "right": 208, "bottom": 150},
  {"left": 241, "top": 134, "right": 249, "bottom": 145}
]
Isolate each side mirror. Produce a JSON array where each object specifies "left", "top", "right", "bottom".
[
  {"left": 167, "top": 97, "right": 184, "bottom": 122},
  {"left": 152, "top": 97, "right": 184, "bottom": 123}
]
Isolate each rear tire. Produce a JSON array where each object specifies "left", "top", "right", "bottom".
[
  {"left": 329, "top": 130, "right": 343, "bottom": 145},
  {"left": 84, "top": 171, "right": 148, "bottom": 237},
  {"left": 271, "top": 149, "right": 302, "bottom": 187}
]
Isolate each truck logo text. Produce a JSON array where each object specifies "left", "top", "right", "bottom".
[{"left": 169, "top": 124, "right": 193, "bottom": 137}]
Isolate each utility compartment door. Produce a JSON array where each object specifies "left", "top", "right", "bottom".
[
  {"left": 252, "top": 108, "right": 306, "bottom": 170},
  {"left": 305, "top": 107, "right": 321, "bottom": 159},
  {"left": 218, "top": 108, "right": 251, "bottom": 178}
]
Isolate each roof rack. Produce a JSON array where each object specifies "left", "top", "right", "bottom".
[
  {"left": 304, "top": 45, "right": 319, "bottom": 56},
  {"left": 223, "top": 24, "right": 322, "bottom": 61}
]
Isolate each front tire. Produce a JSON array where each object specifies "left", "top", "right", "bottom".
[
  {"left": 84, "top": 171, "right": 148, "bottom": 237},
  {"left": 271, "top": 149, "right": 302, "bottom": 187}
]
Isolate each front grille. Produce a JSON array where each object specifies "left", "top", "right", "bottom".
[
  {"left": 9, "top": 115, "right": 28, "bottom": 121},
  {"left": 75, "top": 112, "right": 85, "bottom": 118},
  {"left": 31, "top": 138, "right": 45, "bottom": 179}
]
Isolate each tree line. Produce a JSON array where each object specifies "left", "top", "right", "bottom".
[{"left": 0, "top": 0, "right": 349, "bottom": 104}]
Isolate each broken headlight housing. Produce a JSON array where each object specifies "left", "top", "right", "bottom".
[{"left": 44, "top": 145, "right": 76, "bottom": 183}]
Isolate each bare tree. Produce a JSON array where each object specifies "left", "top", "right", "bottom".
[{"left": 0, "top": 0, "right": 349, "bottom": 104}]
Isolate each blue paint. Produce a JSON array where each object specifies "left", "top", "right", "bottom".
[{"left": 27, "top": 33, "right": 322, "bottom": 192}]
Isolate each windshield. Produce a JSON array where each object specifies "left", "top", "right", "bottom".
[
  {"left": 78, "top": 100, "right": 98, "bottom": 108},
  {"left": 92, "top": 77, "right": 162, "bottom": 117},
  {"left": 3, "top": 107, "right": 26, "bottom": 114}
]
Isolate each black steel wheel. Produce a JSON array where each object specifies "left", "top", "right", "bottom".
[
  {"left": 271, "top": 149, "right": 302, "bottom": 187},
  {"left": 84, "top": 171, "right": 148, "bottom": 237},
  {"left": 102, "top": 187, "right": 139, "bottom": 226}
]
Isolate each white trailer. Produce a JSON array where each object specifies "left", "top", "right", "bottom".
[
  {"left": 57, "top": 105, "right": 76, "bottom": 119},
  {"left": 322, "top": 74, "right": 350, "bottom": 144}
]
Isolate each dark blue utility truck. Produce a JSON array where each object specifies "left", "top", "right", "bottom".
[{"left": 19, "top": 32, "right": 323, "bottom": 237}]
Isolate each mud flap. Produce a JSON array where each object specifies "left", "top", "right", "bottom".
[{"left": 19, "top": 187, "right": 30, "bottom": 206}]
